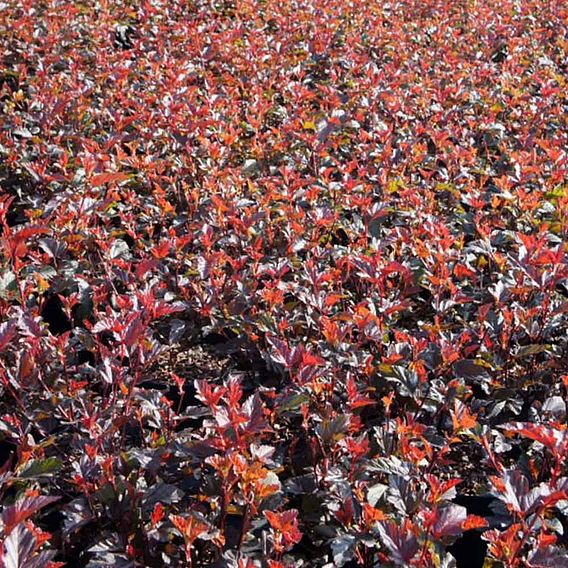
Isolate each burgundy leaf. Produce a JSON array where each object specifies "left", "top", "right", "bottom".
[{"left": 376, "top": 520, "right": 419, "bottom": 565}]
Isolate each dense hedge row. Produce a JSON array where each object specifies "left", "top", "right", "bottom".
[{"left": 0, "top": 0, "right": 567, "bottom": 566}]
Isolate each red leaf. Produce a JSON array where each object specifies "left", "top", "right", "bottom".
[
  {"left": 265, "top": 509, "right": 302, "bottom": 551},
  {"left": 432, "top": 504, "right": 467, "bottom": 538},
  {"left": 135, "top": 258, "right": 158, "bottom": 279},
  {"left": 151, "top": 240, "right": 170, "bottom": 259},
  {"left": 462, "top": 515, "right": 489, "bottom": 530},
  {"left": 2, "top": 495, "right": 60, "bottom": 535},
  {"left": 122, "top": 314, "right": 144, "bottom": 347},
  {"left": 91, "top": 172, "right": 130, "bottom": 186},
  {"left": 376, "top": 520, "right": 419, "bottom": 564},
  {"left": 151, "top": 503, "right": 165, "bottom": 527},
  {"left": 194, "top": 380, "right": 225, "bottom": 408}
]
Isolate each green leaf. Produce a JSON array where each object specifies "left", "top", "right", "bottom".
[
  {"left": 317, "top": 415, "right": 350, "bottom": 444},
  {"left": 19, "top": 457, "right": 62, "bottom": 478},
  {"left": 515, "top": 344, "right": 547, "bottom": 359},
  {"left": 276, "top": 392, "right": 310, "bottom": 415}
]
